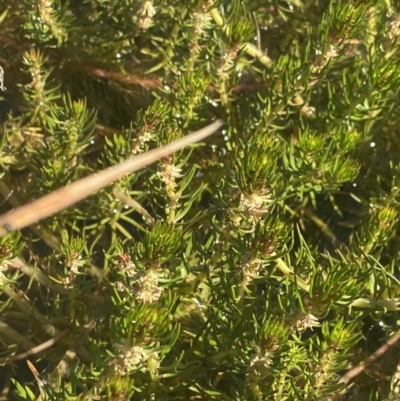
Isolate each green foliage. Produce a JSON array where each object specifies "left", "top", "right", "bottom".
[{"left": 1, "top": 0, "right": 400, "bottom": 400}]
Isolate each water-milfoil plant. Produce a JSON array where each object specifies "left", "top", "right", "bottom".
[{"left": 1, "top": 1, "right": 400, "bottom": 400}]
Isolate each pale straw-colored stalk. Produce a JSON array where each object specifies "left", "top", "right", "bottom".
[{"left": 0, "top": 119, "right": 223, "bottom": 235}]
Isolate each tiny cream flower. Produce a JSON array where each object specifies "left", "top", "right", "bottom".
[
  {"left": 134, "top": 269, "right": 163, "bottom": 303},
  {"left": 0, "top": 263, "right": 9, "bottom": 286},
  {"left": 239, "top": 192, "right": 271, "bottom": 218},
  {"left": 0, "top": 66, "right": 6, "bottom": 91},
  {"left": 247, "top": 347, "right": 272, "bottom": 382},
  {"left": 157, "top": 162, "right": 183, "bottom": 209},
  {"left": 157, "top": 164, "right": 182, "bottom": 184},
  {"left": 112, "top": 342, "right": 148, "bottom": 373},
  {"left": 290, "top": 312, "right": 320, "bottom": 332},
  {"left": 193, "top": 12, "right": 211, "bottom": 35},
  {"left": 137, "top": 1, "right": 156, "bottom": 31},
  {"left": 388, "top": 18, "right": 400, "bottom": 39}
]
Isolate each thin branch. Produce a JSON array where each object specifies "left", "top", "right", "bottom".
[
  {"left": 113, "top": 186, "right": 155, "bottom": 227},
  {"left": 52, "top": 302, "right": 109, "bottom": 378},
  {"left": 8, "top": 257, "right": 104, "bottom": 302},
  {"left": 0, "top": 329, "right": 70, "bottom": 363},
  {"left": 2, "top": 285, "right": 93, "bottom": 361},
  {"left": 209, "top": 8, "right": 273, "bottom": 68},
  {"left": 339, "top": 329, "right": 400, "bottom": 385}
]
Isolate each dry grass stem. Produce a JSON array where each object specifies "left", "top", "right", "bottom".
[{"left": 0, "top": 120, "right": 223, "bottom": 235}]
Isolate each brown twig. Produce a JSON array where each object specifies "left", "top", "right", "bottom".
[
  {"left": 76, "top": 64, "right": 163, "bottom": 89},
  {"left": 8, "top": 257, "right": 104, "bottom": 301},
  {"left": 0, "top": 328, "right": 70, "bottom": 363},
  {"left": 51, "top": 301, "right": 109, "bottom": 378},
  {"left": 339, "top": 329, "right": 400, "bottom": 385},
  {"left": 0, "top": 33, "right": 267, "bottom": 94},
  {"left": 0, "top": 33, "right": 163, "bottom": 90},
  {"left": 0, "top": 369, "right": 13, "bottom": 401}
]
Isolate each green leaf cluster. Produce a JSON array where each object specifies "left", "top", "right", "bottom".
[{"left": 2, "top": 0, "right": 400, "bottom": 400}]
